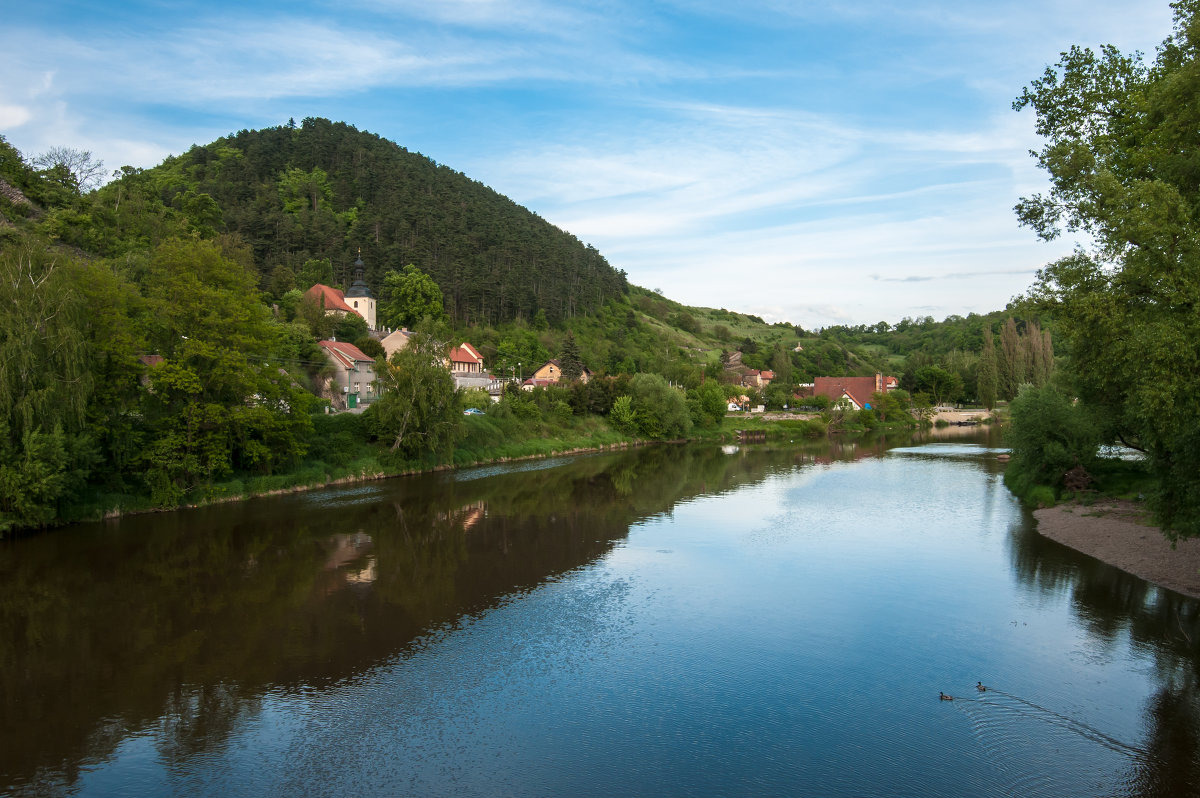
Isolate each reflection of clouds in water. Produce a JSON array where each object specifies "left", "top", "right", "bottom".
[{"left": 272, "top": 569, "right": 638, "bottom": 795}]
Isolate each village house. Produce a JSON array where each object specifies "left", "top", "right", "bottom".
[
  {"left": 795, "top": 372, "right": 899, "bottom": 410},
  {"left": 522, "top": 359, "right": 592, "bottom": 390},
  {"left": 448, "top": 343, "right": 491, "bottom": 390},
  {"left": 741, "top": 369, "right": 775, "bottom": 389},
  {"left": 319, "top": 339, "right": 378, "bottom": 410},
  {"left": 379, "top": 328, "right": 412, "bottom": 360}
]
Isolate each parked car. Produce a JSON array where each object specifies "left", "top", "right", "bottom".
[{"left": 463, "top": 407, "right": 485, "bottom": 415}]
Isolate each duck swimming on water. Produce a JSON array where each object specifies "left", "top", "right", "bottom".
[
  {"left": 939, "top": 692, "right": 954, "bottom": 701},
  {"left": 976, "top": 682, "right": 988, "bottom": 692}
]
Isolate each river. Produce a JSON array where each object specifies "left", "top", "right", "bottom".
[{"left": 2, "top": 428, "right": 1198, "bottom": 796}]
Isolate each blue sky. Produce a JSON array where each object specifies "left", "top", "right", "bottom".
[{"left": 0, "top": 1, "right": 1175, "bottom": 328}]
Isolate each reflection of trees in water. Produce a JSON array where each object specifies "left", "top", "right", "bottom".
[
  {"left": 3, "top": 433, "right": 1019, "bottom": 793},
  {"left": 1009, "top": 519, "right": 1200, "bottom": 794},
  {"left": 0, "top": 442, "right": 820, "bottom": 792}
]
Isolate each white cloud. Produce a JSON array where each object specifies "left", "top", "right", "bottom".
[{"left": 0, "top": 104, "right": 32, "bottom": 130}]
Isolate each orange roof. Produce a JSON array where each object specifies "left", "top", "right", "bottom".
[
  {"left": 319, "top": 339, "right": 375, "bottom": 369},
  {"left": 811, "top": 374, "right": 897, "bottom": 408},
  {"left": 449, "top": 343, "right": 484, "bottom": 364},
  {"left": 305, "top": 283, "right": 355, "bottom": 314}
]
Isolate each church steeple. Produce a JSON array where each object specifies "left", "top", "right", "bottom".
[
  {"left": 343, "top": 248, "right": 377, "bottom": 330},
  {"left": 346, "top": 248, "right": 372, "bottom": 299}
]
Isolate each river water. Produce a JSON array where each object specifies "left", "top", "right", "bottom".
[{"left": 2, "top": 429, "right": 1199, "bottom": 796}]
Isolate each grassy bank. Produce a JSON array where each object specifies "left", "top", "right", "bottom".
[{"left": 58, "top": 408, "right": 917, "bottom": 527}]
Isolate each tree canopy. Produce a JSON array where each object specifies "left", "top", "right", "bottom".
[
  {"left": 73, "top": 119, "right": 628, "bottom": 327},
  {"left": 1013, "top": 1, "right": 1200, "bottom": 536}
]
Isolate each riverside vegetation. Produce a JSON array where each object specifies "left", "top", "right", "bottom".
[
  {"left": 1000, "top": 1, "right": 1200, "bottom": 540},
  {"left": 0, "top": 114, "right": 1053, "bottom": 537}
]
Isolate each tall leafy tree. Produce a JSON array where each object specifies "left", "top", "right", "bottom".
[
  {"left": 379, "top": 264, "right": 444, "bottom": 330},
  {"left": 1014, "top": 2, "right": 1200, "bottom": 536},
  {"left": 365, "top": 325, "right": 462, "bottom": 459},
  {"left": 978, "top": 329, "right": 999, "bottom": 411},
  {"left": 137, "top": 238, "right": 311, "bottom": 504},
  {"left": 998, "top": 317, "right": 1026, "bottom": 400}
]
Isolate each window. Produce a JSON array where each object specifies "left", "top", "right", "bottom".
[
  {"left": 353, "top": 382, "right": 360, "bottom": 393},
  {"left": 353, "top": 301, "right": 359, "bottom": 308}
]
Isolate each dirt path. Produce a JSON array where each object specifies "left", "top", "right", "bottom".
[{"left": 1034, "top": 500, "right": 1200, "bottom": 599}]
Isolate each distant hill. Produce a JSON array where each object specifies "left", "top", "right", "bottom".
[{"left": 89, "top": 117, "right": 628, "bottom": 326}]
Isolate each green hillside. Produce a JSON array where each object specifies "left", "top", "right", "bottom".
[{"left": 44, "top": 117, "right": 628, "bottom": 326}]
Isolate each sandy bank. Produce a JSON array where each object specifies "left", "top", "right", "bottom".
[{"left": 1034, "top": 500, "right": 1200, "bottom": 600}]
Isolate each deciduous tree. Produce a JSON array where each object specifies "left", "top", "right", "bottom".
[
  {"left": 379, "top": 264, "right": 444, "bottom": 330},
  {"left": 1014, "top": 3, "right": 1200, "bottom": 535}
]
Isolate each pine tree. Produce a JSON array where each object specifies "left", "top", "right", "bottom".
[{"left": 560, "top": 331, "right": 584, "bottom": 381}]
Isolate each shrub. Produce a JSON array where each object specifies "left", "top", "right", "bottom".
[{"left": 1004, "top": 386, "right": 1101, "bottom": 503}]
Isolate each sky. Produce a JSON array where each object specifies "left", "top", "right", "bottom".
[{"left": 0, "top": 1, "right": 1177, "bottom": 328}]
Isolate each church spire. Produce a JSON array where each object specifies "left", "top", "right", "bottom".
[{"left": 346, "top": 249, "right": 372, "bottom": 298}]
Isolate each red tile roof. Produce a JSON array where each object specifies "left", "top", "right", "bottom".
[
  {"left": 449, "top": 343, "right": 484, "bottom": 364},
  {"left": 811, "top": 373, "right": 897, "bottom": 408},
  {"left": 319, "top": 339, "right": 375, "bottom": 369},
  {"left": 305, "top": 284, "right": 355, "bottom": 314}
]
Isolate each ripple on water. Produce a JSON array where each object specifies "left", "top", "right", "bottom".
[{"left": 951, "top": 688, "right": 1151, "bottom": 797}]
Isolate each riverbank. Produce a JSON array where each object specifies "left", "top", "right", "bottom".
[{"left": 1034, "top": 500, "right": 1200, "bottom": 600}]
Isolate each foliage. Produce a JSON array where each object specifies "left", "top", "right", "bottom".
[
  {"left": 379, "top": 264, "right": 444, "bottom": 329},
  {"left": 332, "top": 312, "right": 368, "bottom": 343},
  {"left": 559, "top": 331, "right": 584, "bottom": 381},
  {"left": 136, "top": 238, "right": 314, "bottom": 501},
  {"left": 87, "top": 118, "right": 627, "bottom": 325},
  {"left": 611, "top": 373, "right": 693, "bottom": 440},
  {"left": 912, "top": 365, "right": 962, "bottom": 407},
  {"left": 0, "top": 242, "right": 96, "bottom": 530},
  {"left": 365, "top": 327, "right": 462, "bottom": 460},
  {"left": 687, "top": 381, "right": 728, "bottom": 428},
  {"left": 978, "top": 329, "right": 999, "bottom": 411},
  {"left": 1012, "top": 3, "right": 1200, "bottom": 536},
  {"left": 1003, "top": 386, "right": 1101, "bottom": 504},
  {"left": 31, "top": 146, "right": 106, "bottom": 193}
]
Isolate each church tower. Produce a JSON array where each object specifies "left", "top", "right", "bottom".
[{"left": 344, "top": 250, "right": 377, "bottom": 330}]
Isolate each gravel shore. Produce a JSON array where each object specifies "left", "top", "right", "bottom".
[{"left": 1034, "top": 500, "right": 1200, "bottom": 599}]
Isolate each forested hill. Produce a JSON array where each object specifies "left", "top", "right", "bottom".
[{"left": 83, "top": 117, "right": 628, "bottom": 325}]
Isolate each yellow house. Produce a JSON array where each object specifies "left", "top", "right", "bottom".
[{"left": 523, "top": 359, "right": 592, "bottom": 389}]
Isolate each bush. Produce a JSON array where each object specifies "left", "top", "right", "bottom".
[
  {"left": 1004, "top": 386, "right": 1101, "bottom": 503},
  {"left": 623, "top": 373, "right": 693, "bottom": 439}
]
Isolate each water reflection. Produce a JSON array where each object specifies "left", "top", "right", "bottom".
[
  {"left": 2, "top": 428, "right": 1200, "bottom": 795},
  {"left": 1007, "top": 513, "right": 1200, "bottom": 792},
  {"left": 0, "top": 445, "right": 799, "bottom": 791}
]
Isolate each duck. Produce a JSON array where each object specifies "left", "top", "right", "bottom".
[
  {"left": 939, "top": 692, "right": 954, "bottom": 701},
  {"left": 976, "top": 681, "right": 988, "bottom": 692}
]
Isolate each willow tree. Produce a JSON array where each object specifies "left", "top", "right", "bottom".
[
  {"left": 0, "top": 241, "right": 93, "bottom": 531},
  {"left": 1014, "top": 1, "right": 1200, "bottom": 537}
]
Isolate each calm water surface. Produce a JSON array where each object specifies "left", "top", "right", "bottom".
[{"left": 3, "top": 429, "right": 1199, "bottom": 796}]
